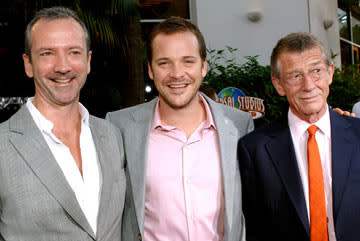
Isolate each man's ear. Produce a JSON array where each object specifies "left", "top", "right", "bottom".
[
  {"left": 87, "top": 50, "right": 92, "bottom": 74},
  {"left": 23, "top": 54, "right": 34, "bottom": 78},
  {"left": 327, "top": 63, "right": 335, "bottom": 85},
  {"left": 272, "top": 76, "right": 286, "bottom": 96},
  {"left": 201, "top": 59, "right": 207, "bottom": 78},
  {"left": 148, "top": 62, "right": 154, "bottom": 80}
]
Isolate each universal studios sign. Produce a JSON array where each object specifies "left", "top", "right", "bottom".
[{"left": 217, "top": 87, "right": 265, "bottom": 119}]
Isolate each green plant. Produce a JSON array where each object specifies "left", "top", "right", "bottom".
[
  {"left": 204, "top": 47, "right": 288, "bottom": 126},
  {"left": 328, "top": 65, "right": 360, "bottom": 111}
]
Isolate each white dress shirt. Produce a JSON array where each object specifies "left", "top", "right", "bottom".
[
  {"left": 288, "top": 107, "right": 336, "bottom": 241},
  {"left": 26, "top": 98, "right": 102, "bottom": 234}
]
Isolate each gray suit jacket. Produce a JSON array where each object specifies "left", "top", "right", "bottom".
[
  {"left": 0, "top": 106, "right": 126, "bottom": 241},
  {"left": 106, "top": 94, "right": 254, "bottom": 241}
]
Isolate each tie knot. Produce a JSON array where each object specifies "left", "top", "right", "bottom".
[{"left": 307, "top": 125, "right": 318, "bottom": 136}]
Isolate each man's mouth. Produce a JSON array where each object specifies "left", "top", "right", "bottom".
[
  {"left": 52, "top": 79, "right": 71, "bottom": 83},
  {"left": 168, "top": 83, "right": 188, "bottom": 88},
  {"left": 301, "top": 95, "right": 319, "bottom": 102}
]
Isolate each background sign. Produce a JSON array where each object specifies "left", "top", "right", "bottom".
[{"left": 217, "top": 87, "right": 265, "bottom": 119}]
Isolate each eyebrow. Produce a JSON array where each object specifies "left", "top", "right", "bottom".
[
  {"left": 308, "top": 60, "right": 322, "bottom": 67},
  {"left": 37, "top": 46, "right": 84, "bottom": 51},
  {"left": 154, "top": 57, "right": 169, "bottom": 62},
  {"left": 38, "top": 47, "right": 54, "bottom": 52},
  {"left": 285, "top": 60, "right": 324, "bottom": 74}
]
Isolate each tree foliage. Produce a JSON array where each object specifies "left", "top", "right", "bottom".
[{"left": 328, "top": 65, "right": 360, "bottom": 111}]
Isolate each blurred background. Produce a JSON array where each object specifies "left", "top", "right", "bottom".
[{"left": 0, "top": 0, "right": 359, "bottom": 125}]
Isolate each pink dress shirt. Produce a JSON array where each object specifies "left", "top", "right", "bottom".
[{"left": 144, "top": 94, "right": 224, "bottom": 241}]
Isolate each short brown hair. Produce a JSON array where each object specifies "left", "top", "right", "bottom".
[
  {"left": 24, "top": 6, "right": 90, "bottom": 62},
  {"left": 270, "top": 32, "right": 331, "bottom": 78},
  {"left": 147, "top": 16, "right": 207, "bottom": 64}
]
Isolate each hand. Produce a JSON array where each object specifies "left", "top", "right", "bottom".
[{"left": 332, "top": 107, "right": 356, "bottom": 117}]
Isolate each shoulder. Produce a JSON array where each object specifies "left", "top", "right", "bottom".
[
  {"left": 333, "top": 112, "right": 360, "bottom": 137},
  {"left": 0, "top": 108, "right": 24, "bottom": 137},
  {"left": 0, "top": 112, "right": 23, "bottom": 154},
  {"left": 0, "top": 119, "right": 11, "bottom": 143},
  {"left": 89, "top": 114, "right": 124, "bottom": 149},
  {"left": 241, "top": 118, "right": 287, "bottom": 144},
  {"left": 208, "top": 98, "right": 252, "bottom": 120},
  {"left": 89, "top": 115, "right": 121, "bottom": 133},
  {"left": 206, "top": 98, "right": 254, "bottom": 135},
  {"left": 106, "top": 99, "right": 156, "bottom": 121},
  {"left": 0, "top": 118, "right": 10, "bottom": 131}
]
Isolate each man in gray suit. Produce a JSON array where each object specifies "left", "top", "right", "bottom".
[
  {"left": 107, "top": 17, "right": 253, "bottom": 241},
  {"left": 0, "top": 7, "right": 125, "bottom": 240}
]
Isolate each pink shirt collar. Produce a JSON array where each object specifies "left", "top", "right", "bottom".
[{"left": 151, "top": 93, "right": 217, "bottom": 131}]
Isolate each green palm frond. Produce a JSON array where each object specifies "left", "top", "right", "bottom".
[{"left": 79, "top": 11, "right": 120, "bottom": 53}]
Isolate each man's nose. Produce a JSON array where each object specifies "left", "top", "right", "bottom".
[
  {"left": 302, "top": 73, "right": 316, "bottom": 90},
  {"left": 169, "top": 63, "right": 185, "bottom": 79},
  {"left": 54, "top": 53, "right": 71, "bottom": 73}
]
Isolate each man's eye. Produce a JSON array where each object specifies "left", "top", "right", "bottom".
[
  {"left": 292, "top": 73, "right": 301, "bottom": 79},
  {"left": 70, "top": 51, "right": 81, "bottom": 55},
  {"left": 158, "top": 62, "right": 167, "bottom": 66},
  {"left": 40, "top": 52, "right": 52, "bottom": 56},
  {"left": 184, "top": 59, "right": 196, "bottom": 65}
]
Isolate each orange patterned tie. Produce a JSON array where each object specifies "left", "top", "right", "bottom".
[{"left": 307, "top": 125, "right": 328, "bottom": 241}]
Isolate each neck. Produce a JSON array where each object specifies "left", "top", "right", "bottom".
[
  {"left": 158, "top": 95, "right": 207, "bottom": 138},
  {"left": 33, "top": 97, "right": 82, "bottom": 132},
  {"left": 291, "top": 106, "right": 327, "bottom": 124}
]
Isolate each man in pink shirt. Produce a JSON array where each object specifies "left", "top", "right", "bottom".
[{"left": 107, "top": 17, "right": 253, "bottom": 241}]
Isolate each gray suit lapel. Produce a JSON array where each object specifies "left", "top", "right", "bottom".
[
  {"left": 90, "top": 117, "right": 115, "bottom": 239},
  {"left": 128, "top": 99, "right": 157, "bottom": 235},
  {"left": 8, "top": 107, "right": 95, "bottom": 239},
  {"left": 207, "top": 98, "right": 238, "bottom": 232}
]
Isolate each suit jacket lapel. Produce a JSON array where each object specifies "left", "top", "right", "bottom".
[
  {"left": 128, "top": 99, "right": 157, "bottom": 235},
  {"left": 8, "top": 106, "right": 95, "bottom": 239},
  {"left": 330, "top": 110, "right": 353, "bottom": 221},
  {"left": 207, "top": 97, "right": 238, "bottom": 232},
  {"left": 265, "top": 119, "right": 310, "bottom": 236},
  {"left": 90, "top": 117, "right": 116, "bottom": 239}
]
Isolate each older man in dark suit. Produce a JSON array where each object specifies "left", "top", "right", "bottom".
[{"left": 239, "top": 32, "right": 360, "bottom": 241}]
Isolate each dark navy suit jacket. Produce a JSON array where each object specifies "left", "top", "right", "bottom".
[{"left": 238, "top": 109, "right": 360, "bottom": 241}]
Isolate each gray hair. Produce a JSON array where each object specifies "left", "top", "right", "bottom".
[
  {"left": 270, "top": 32, "right": 331, "bottom": 79},
  {"left": 24, "top": 6, "right": 90, "bottom": 61}
]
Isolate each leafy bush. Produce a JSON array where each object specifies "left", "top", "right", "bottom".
[
  {"left": 328, "top": 65, "right": 360, "bottom": 111},
  {"left": 204, "top": 46, "right": 287, "bottom": 127},
  {"left": 204, "top": 47, "right": 360, "bottom": 127}
]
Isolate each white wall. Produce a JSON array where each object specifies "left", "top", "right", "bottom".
[
  {"left": 308, "top": 0, "right": 341, "bottom": 66},
  {"left": 194, "top": 0, "right": 340, "bottom": 66}
]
